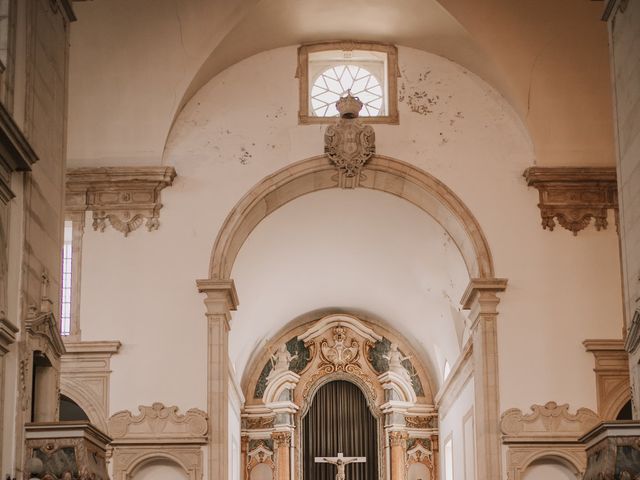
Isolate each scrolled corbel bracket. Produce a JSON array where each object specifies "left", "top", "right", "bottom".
[
  {"left": 523, "top": 167, "right": 618, "bottom": 235},
  {"left": 66, "top": 166, "right": 177, "bottom": 236},
  {"left": 523, "top": 167, "right": 618, "bottom": 236}
]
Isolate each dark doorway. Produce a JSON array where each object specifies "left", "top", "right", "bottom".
[{"left": 302, "top": 380, "right": 378, "bottom": 480}]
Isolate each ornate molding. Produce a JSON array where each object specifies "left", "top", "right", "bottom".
[
  {"left": 271, "top": 431, "right": 292, "bottom": 448},
  {"left": 25, "top": 422, "right": 111, "bottom": 480},
  {"left": 247, "top": 441, "right": 275, "bottom": 473},
  {"left": 405, "top": 416, "right": 438, "bottom": 430},
  {"left": 108, "top": 403, "right": 208, "bottom": 445},
  {"left": 501, "top": 402, "right": 601, "bottom": 443},
  {"left": 242, "top": 416, "right": 275, "bottom": 430},
  {"left": 406, "top": 438, "right": 435, "bottom": 478},
  {"left": 66, "top": 166, "right": 176, "bottom": 236},
  {"left": 523, "top": 167, "right": 618, "bottom": 235},
  {"left": 389, "top": 431, "right": 408, "bottom": 447}
]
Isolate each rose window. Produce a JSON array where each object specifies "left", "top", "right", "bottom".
[{"left": 311, "top": 65, "right": 384, "bottom": 117}]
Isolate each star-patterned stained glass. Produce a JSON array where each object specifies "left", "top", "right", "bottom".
[{"left": 311, "top": 64, "right": 383, "bottom": 117}]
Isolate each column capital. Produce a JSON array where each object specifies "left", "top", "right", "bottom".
[
  {"left": 196, "top": 279, "right": 239, "bottom": 313},
  {"left": 388, "top": 430, "right": 408, "bottom": 447},
  {"left": 460, "top": 278, "right": 508, "bottom": 310},
  {"left": 271, "top": 431, "right": 292, "bottom": 448}
]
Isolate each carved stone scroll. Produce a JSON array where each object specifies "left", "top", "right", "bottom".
[
  {"left": 501, "top": 401, "right": 601, "bottom": 442},
  {"left": 108, "top": 402, "right": 208, "bottom": 444},
  {"left": 501, "top": 402, "right": 601, "bottom": 480},
  {"left": 523, "top": 167, "right": 617, "bottom": 235},
  {"left": 66, "top": 166, "right": 177, "bottom": 236}
]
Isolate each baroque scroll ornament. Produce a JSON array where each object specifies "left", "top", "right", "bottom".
[
  {"left": 324, "top": 93, "right": 376, "bottom": 182},
  {"left": 320, "top": 326, "right": 360, "bottom": 368}
]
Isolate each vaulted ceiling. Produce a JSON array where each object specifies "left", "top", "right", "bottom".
[{"left": 68, "top": 0, "right": 613, "bottom": 168}]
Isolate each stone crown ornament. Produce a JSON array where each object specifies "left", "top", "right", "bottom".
[
  {"left": 335, "top": 92, "right": 364, "bottom": 119},
  {"left": 324, "top": 92, "right": 376, "bottom": 188}
]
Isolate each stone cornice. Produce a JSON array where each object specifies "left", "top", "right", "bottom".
[
  {"left": 460, "top": 278, "right": 508, "bottom": 310},
  {"left": 66, "top": 166, "right": 176, "bottom": 236},
  {"left": 0, "top": 101, "right": 39, "bottom": 203},
  {"left": 196, "top": 279, "right": 239, "bottom": 311},
  {"left": 62, "top": 340, "right": 122, "bottom": 355},
  {"left": 523, "top": 166, "right": 617, "bottom": 235}
]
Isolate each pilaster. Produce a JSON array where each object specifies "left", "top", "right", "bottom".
[
  {"left": 197, "top": 279, "right": 239, "bottom": 480},
  {"left": 388, "top": 430, "right": 408, "bottom": 480},
  {"left": 461, "top": 277, "right": 507, "bottom": 480},
  {"left": 272, "top": 431, "right": 292, "bottom": 480}
]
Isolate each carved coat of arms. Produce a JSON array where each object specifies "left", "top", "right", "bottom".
[{"left": 324, "top": 94, "right": 376, "bottom": 180}]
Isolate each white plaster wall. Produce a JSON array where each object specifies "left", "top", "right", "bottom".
[
  {"left": 521, "top": 459, "right": 577, "bottom": 480},
  {"left": 76, "top": 45, "right": 623, "bottom": 426},
  {"left": 131, "top": 460, "right": 189, "bottom": 480},
  {"left": 439, "top": 379, "right": 474, "bottom": 480}
]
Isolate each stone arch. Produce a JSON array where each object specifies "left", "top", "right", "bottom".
[
  {"left": 512, "top": 451, "right": 584, "bottom": 480},
  {"left": 123, "top": 452, "right": 195, "bottom": 480},
  {"left": 208, "top": 154, "right": 495, "bottom": 282},
  {"left": 59, "top": 380, "right": 108, "bottom": 432},
  {"left": 299, "top": 372, "right": 382, "bottom": 420},
  {"left": 603, "top": 383, "right": 632, "bottom": 420}
]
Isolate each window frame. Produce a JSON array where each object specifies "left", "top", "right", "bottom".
[
  {"left": 297, "top": 41, "right": 399, "bottom": 125},
  {"left": 60, "top": 212, "right": 84, "bottom": 340}
]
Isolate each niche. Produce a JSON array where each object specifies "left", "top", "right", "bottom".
[{"left": 32, "top": 351, "right": 57, "bottom": 422}]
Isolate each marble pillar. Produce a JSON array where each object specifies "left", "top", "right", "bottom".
[
  {"left": 389, "top": 431, "right": 408, "bottom": 480},
  {"left": 272, "top": 431, "right": 292, "bottom": 480}
]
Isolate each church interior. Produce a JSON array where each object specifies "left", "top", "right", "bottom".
[{"left": 0, "top": 0, "right": 639, "bottom": 479}]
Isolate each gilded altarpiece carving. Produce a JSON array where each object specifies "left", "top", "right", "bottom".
[{"left": 242, "top": 313, "right": 438, "bottom": 480}]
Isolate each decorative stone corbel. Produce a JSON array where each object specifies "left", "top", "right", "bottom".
[
  {"left": 66, "top": 166, "right": 177, "bottom": 236},
  {"left": 523, "top": 167, "right": 617, "bottom": 235}
]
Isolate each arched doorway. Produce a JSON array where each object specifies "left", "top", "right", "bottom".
[{"left": 302, "top": 380, "right": 378, "bottom": 480}]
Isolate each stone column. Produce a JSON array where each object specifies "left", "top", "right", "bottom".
[
  {"left": 197, "top": 279, "right": 239, "bottom": 480},
  {"left": 461, "top": 278, "right": 507, "bottom": 480},
  {"left": 272, "top": 431, "right": 292, "bottom": 480},
  {"left": 389, "top": 431, "right": 408, "bottom": 480}
]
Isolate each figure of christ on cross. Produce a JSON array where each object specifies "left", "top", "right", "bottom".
[{"left": 314, "top": 452, "right": 366, "bottom": 480}]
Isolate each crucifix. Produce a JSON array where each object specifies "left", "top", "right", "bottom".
[{"left": 314, "top": 452, "right": 366, "bottom": 480}]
